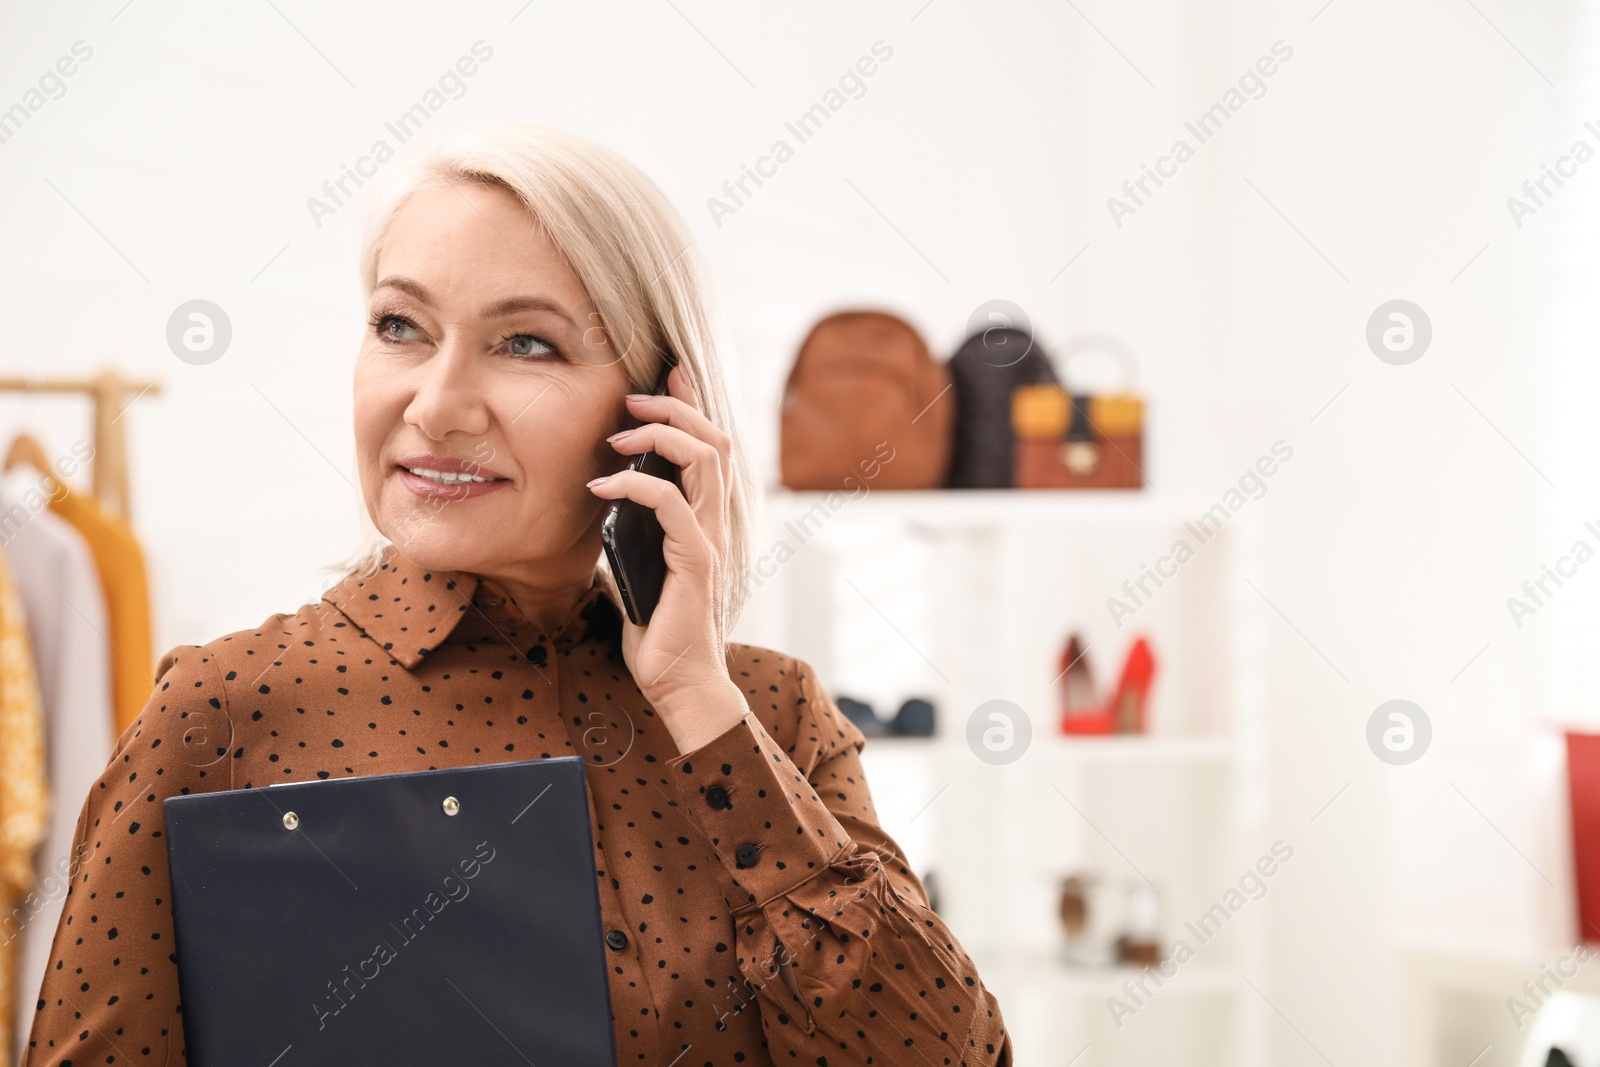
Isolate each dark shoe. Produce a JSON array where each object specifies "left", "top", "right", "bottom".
[
  {"left": 838, "top": 696, "right": 891, "bottom": 737},
  {"left": 890, "top": 697, "right": 936, "bottom": 736}
]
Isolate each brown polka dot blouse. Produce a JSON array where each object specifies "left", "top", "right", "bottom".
[{"left": 23, "top": 544, "right": 1010, "bottom": 1066}]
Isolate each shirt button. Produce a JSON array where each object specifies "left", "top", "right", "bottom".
[
  {"left": 705, "top": 785, "right": 730, "bottom": 810},
  {"left": 526, "top": 644, "right": 547, "bottom": 666},
  {"left": 605, "top": 929, "right": 629, "bottom": 951},
  {"left": 734, "top": 843, "right": 761, "bottom": 869}
]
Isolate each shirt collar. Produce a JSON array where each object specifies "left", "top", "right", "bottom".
[{"left": 322, "top": 543, "right": 622, "bottom": 670}]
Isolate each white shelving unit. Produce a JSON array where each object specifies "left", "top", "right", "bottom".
[
  {"left": 735, "top": 489, "right": 1270, "bottom": 1067},
  {"left": 1399, "top": 939, "right": 1600, "bottom": 1067}
]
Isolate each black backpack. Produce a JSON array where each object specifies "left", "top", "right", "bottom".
[{"left": 945, "top": 327, "right": 1059, "bottom": 488}]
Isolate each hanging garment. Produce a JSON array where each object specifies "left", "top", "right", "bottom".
[
  {"left": 0, "top": 478, "right": 113, "bottom": 1067},
  {"left": 0, "top": 544, "right": 47, "bottom": 1067},
  {"left": 46, "top": 479, "right": 152, "bottom": 739}
]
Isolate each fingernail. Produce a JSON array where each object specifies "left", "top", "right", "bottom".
[
  {"left": 625, "top": 393, "right": 650, "bottom": 402},
  {"left": 586, "top": 476, "right": 609, "bottom": 487},
  {"left": 606, "top": 430, "right": 631, "bottom": 442}
]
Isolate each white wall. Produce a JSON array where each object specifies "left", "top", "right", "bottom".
[{"left": 0, "top": 1, "right": 1579, "bottom": 1063}]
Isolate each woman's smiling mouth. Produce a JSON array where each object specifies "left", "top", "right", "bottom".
[{"left": 396, "top": 453, "right": 510, "bottom": 498}]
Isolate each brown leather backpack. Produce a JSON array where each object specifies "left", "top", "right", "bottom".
[{"left": 780, "top": 310, "right": 953, "bottom": 491}]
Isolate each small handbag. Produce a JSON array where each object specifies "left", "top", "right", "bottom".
[{"left": 1012, "top": 333, "right": 1144, "bottom": 490}]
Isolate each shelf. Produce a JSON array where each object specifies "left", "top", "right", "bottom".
[
  {"left": 1029, "top": 734, "right": 1238, "bottom": 764},
  {"left": 978, "top": 952, "right": 1238, "bottom": 997},
  {"left": 860, "top": 732, "right": 1238, "bottom": 766},
  {"left": 762, "top": 488, "right": 1213, "bottom": 529},
  {"left": 1401, "top": 936, "right": 1600, "bottom": 979},
  {"left": 753, "top": 468, "right": 1263, "bottom": 1062}
]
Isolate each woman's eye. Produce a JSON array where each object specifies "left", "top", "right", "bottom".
[
  {"left": 374, "top": 315, "right": 421, "bottom": 343},
  {"left": 505, "top": 334, "right": 555, "bottom": 359},
  {"left": 369, "top": 314, "right": 554, "bottom": 359}
]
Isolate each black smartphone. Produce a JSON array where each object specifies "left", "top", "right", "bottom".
[{"left": 601, "top": 358, "right": 681, "bottom": 626}]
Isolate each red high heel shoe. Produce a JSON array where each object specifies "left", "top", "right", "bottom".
[{"left": 1107, "top": 636, "right": 1156, "bottom": 734}]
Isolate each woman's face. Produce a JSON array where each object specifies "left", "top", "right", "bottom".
[{"left": 354, "top": 180, "right": 632, "bottom": 587}]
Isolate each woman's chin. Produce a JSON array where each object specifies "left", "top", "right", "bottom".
[{"left": 383, "top": 525, "right": 488, "bottom": 574}]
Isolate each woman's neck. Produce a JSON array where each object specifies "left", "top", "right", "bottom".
[{"left": 488, "top": 569, "right": 596, "bottom": 637}]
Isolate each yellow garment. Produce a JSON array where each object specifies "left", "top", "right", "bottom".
[
  {"left": 47, "top": 483, "right": 153, "bottom": 740},
  {"left": 0, "top": 546, "right": 48, "bottom": 1067}
]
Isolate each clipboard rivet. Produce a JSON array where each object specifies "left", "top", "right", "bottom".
[
  {"left": 442, "top": 796, "right": 461, "bottom": 816},
  {"left": 282, "top": 811, "right": 300, "bottom": 830}
]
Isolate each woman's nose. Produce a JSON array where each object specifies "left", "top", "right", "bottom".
[{"left": 404, "top": 337, "right": 492, "bottom": 439}]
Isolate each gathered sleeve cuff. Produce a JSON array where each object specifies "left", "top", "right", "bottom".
[{"left": 664, "top": 662, "right": 1011, "bottom": 1066}]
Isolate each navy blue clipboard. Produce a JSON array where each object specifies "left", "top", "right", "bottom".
[{"left": 163, "top": 756, "right": 617, "bottom": 1066}]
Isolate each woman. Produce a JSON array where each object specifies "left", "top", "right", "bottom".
[{"left": 23, "top": 125, "right": 1011, "bottom": 1066}]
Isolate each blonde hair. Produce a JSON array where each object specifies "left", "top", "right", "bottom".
[{"left": 335, "top": 124, "right": 757, "bottom": 631}]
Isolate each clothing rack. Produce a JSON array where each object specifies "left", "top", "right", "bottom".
[
  {"left": 0, "top": 367, "right": 162, "bottom": 1067},
  {"left": 0, "top": 368, "right": 162, "bottom": 523}
]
